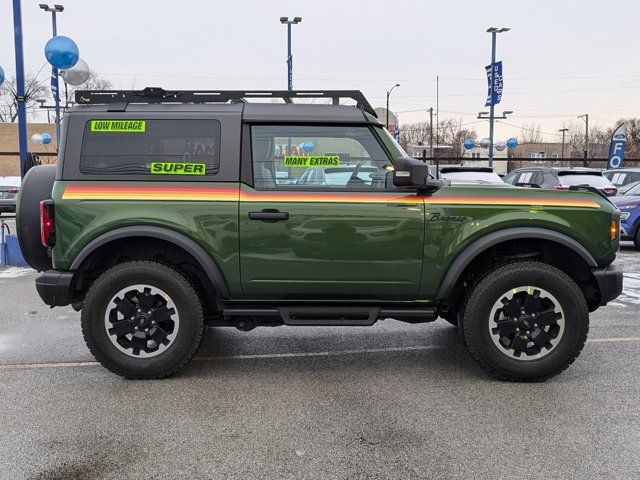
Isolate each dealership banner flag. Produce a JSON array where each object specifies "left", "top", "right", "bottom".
[
  {"left": 50, "top": 69, "right": 60, "bottom": 102},
  {"left": 485, "top": 61, "right": 503, "bottom": 107},
  {"left": 607, "top": 123, "right": 627, "bottom": 169}
]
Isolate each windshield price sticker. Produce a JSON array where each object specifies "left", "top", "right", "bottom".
[
  {"left": 90, "top": 120, "right": 146, "bottom": 133},
  {"left": 284, "top": 155, "right": 340, "bottom": 168},
  {"left": 150, "top": 162, "right": 206, "bottom": 175}
]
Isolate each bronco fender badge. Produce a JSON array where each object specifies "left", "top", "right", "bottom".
[{"left": 426, "top": 212, "right": 471, "bottom": 222}]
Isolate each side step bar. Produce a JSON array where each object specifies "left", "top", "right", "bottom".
[{"left": 221, "top": 306, "right": 437, "bottom": 327}]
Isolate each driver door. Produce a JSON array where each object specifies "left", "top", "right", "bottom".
[{"left": 239, "top": 124, "right": 425, "bottom": 301}]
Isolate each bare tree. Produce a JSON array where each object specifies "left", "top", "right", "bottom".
[
  {"left": 0, "top": 75, "right": 49, "bottom": 122},
  {"left": 399, "top": 121, "right": 431, "bottom": 148},
  {"left": 520, "top": 123, "right": 543, "bottom": 144},
  {"left": 62, "top": 70, "right": 113, "bottom": 106},
  {"left": 435, "top": 118, "right": 477, "bottom": 157}
]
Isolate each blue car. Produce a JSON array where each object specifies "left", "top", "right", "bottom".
[{"left": 612, "top": 181, "right": 640, "bottom": 248}]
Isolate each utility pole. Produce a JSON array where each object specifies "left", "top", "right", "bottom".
[
  {"left": 429, "top": 107, "right": 434, "bottom": 159},
  {"left": 486, "top": 27, "right": 510, "bottom": 168},
  {"left": 280, "top": 17, "right": 302, "bottom": 91},
  {"left": 40, "top": 4, "right": 64, "bottom": 150},
  {"left": 385, "top": 83, "right": 400, "bottom": 131},
  {"left": 559, "top": 128, "right": 569, "bottom": 159},
  {"left": 578, "top": 114, "right": 589, "bottom": 167},
  {"left": 12, "top": 0, "right": 28, "bottom": 178}
]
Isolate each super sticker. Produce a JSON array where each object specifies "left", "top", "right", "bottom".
[
  {"left": 91, "top": 120, "right": 146, "bottom": 133},
  {"left": 284, "top": 155, "right": 340, "bottom": 168},
  {"left": 150, "top": 162, "right": 206, "bottom": 175}
]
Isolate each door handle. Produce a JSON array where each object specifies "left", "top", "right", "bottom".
[{"left": 248, "top": 210, "right": 290, "bottom": 221}]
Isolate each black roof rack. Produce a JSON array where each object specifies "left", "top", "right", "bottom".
[{"left": 74, "top": 87, "right": 377, "bottom": 117}]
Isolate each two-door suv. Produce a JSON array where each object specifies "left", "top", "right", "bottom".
[{"left": 17, "top": 89, "right": 623, "bottom": 380}]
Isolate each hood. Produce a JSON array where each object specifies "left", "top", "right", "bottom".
[{"left": 612, "top": 195, "right": 640, "bottom": 207}]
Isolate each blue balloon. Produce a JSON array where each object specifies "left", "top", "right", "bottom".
[
  {"left": 42, "top": 133, "right": 52, "bottom": 145},
  {"left": 507, "top": 137, "right": 518, "bottom": 148},
  {"left": 44, "top": 36, "right": 79, "bottom": 69},
  {"left": 0, "top": 65, "right": 4, "bottom": 87},
  {"left": 463, "top": 139, "right": 475, "bottom": 150},
  {"left": 302, "top": 140, "right": 315, "bottom": 153}
]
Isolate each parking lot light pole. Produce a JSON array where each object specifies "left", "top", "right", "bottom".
[
  {"left": 12, "top": 0, "right": 29, "bottom": 178},
  {"left": 385, "top": 83, "right": 400, "bottom": 131},
  {"left": 559, "top": 128, "right": 569, "bottom": 159},
  {"left": 486, "top": 27, "right": 510, "bottom": 168},
  {"left": 280, "top": 16, "right": 302, "bottom": 91},
  {"left": 39, "top": 4, "right": 64, "bottom": 150},
  {"left": 477, "top": 109, "right": 513, "bottom": 165},
  {"left": 577, "top": 114, "right": 589, "bottom": 167}
]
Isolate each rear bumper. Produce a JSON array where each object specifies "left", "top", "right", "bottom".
[
  {"left": 591, "top": 264, "right": 623, "bottom": 306},
  {"left": 0, "top": 199, "right": 16, "bottom": 212},
  {"left": 35, "top": 270, "right": 74, "bottom": 307}
]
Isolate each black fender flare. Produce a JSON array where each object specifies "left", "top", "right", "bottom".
[
  {"left": 70, "top": 226, "right": 230, "bottom": 298},
  {"left": 435, "top": 227, "right": 598, "bottom": 301}
]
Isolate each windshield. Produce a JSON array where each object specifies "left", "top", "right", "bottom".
[
  {"left": 558, "top": 173, "right": 613, "bottom": 187},
  {"left": 622, "top": 182, "right": 640, "bottom": 196}
]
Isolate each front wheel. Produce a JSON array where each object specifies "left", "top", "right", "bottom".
[
  {"left": 634, "top": 228, "right": 640, "bottom": 250},
  {"left": 81, "top": 261, "right": 205, "bottom": 379},
  {"left": 461, "top": 262, "right": 589, "bottom": 382}
]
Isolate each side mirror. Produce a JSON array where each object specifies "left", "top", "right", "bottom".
[{"left": 392, "top": 157, "right": 450, "bottom": 192}]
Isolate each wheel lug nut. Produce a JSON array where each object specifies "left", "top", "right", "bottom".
[
  {"left": 533, "top": 323, "right": 538, "bottom": 328},
  {"left": 515, "top": 328, "right": 520, "bottom": 332},
  {"left": 526, "top": 330, "right": 530, "bottom": 335},
  {"left": 130, "top": 316, "right": 134, "bottom": 320},
  {"left": 134, "top": 326, "right": 139, "bottom": 331},
  {"left": 144, "top": 328, "right": 149, "bottom": 333},
  {"left": 137, "top": 309, "right": 141, "bottom": 313},
  {"left": 151, "top": 320, "right": 156, "bottom": 325}
]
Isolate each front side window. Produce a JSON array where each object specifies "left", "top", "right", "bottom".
[
  {"left": 80, "top": 119, "right": 221, "bottom": 176},
  {"left": 251, "top": 125, "right": 392, "bottom": 190}
]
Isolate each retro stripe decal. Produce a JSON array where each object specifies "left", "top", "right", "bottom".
[
  {"left": 61, "top": 184, "right": 601, "bottom": 208},
  {"left": 62, "top": 185, "right": 239, "bottom": 201}
]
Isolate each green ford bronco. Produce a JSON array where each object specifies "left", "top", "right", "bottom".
[{"left": 17, "top": 89, "right": 623, "bottom": 381}]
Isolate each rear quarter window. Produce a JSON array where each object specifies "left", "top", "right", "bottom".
[{"left": 79, "top": 119, "right": 221, "bottom": 176}]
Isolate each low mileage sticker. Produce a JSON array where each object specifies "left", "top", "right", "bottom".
[{"left": 90, "top": 120, "right": 146, "bottom": 133}]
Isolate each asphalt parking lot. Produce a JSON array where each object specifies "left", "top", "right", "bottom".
[{"left": 1, "top": 227, "right": 640, "bottom": 479}]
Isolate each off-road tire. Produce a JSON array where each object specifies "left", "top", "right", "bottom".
[
  {"left": 81, "top": 261, "right": 205, "bottom": 379},
  {"left": 461, "top": 261, "right": 589, "bottom": 382}
]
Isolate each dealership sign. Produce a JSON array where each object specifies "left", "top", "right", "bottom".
[
  {"left": 607, "top": 123, "right": 627, "bottom": 169},
  {"left": 485, "top": 61, "right": 503, "bottom": 107}
]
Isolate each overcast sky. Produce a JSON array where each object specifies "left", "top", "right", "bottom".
[{"left": 2, "top": 0, "right": 639, "bottom": 142}]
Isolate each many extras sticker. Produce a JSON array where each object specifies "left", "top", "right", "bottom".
[
  {"left": 150, "top": 162, "right": 206, "bottom": 175},
  {"left": 284, "top": 155, "right": 340, "bottom": 168}
]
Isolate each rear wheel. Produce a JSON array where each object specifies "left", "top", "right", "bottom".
[
  {"left": 81, "top": 261, "right": 204, "bottom": 379},
  {"left": 461, "top": 261, "right": 588, "bottom": 381}
]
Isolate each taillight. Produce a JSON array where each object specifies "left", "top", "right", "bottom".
[
  {"left": 553, "top": 185, "right": 569, "bottom": 190},
  {"left": 40, "top": 200, "right": 56, "bottom": 248},
  {"left": 8, "top": 188, "right": 19, "bottom": 194}
]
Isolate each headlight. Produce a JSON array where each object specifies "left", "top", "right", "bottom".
[{"left": 621, "top": 212, "right": 630, "bottom": 220}]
